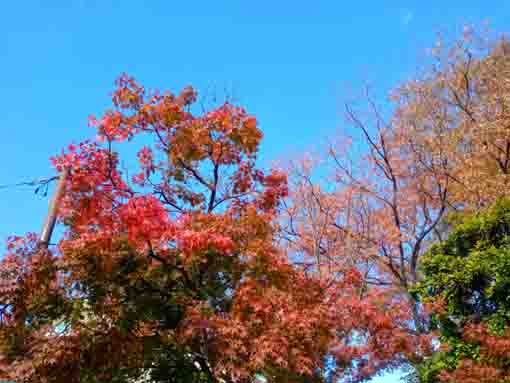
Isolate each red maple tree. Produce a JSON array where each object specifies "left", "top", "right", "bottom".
[{"left": 0, "top": 74, "right": 419, "bottom": 382}]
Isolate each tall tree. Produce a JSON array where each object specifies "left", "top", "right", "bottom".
[
  {"left": 280, "top": 26, "right": 510, "bottom": 378},
  {"left": 0, "top": 74, "right": 324, "bottom": 383},
  {"left": 0, "top": 75, "right": 420, "bottom": 383}
]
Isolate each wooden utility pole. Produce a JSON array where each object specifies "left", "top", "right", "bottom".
[{"left": 39, "top": 168, "right": 69, "bottom": 249}]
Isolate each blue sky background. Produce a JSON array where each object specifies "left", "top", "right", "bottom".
[{"left": 1, "top": 1, "right": 509, "bottom": 382}]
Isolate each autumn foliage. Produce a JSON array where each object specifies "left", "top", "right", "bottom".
[
  {"left": 2, "top": 26, "right": 510, "bottom": 383},
  {"left": 279, "top": 27, "right": 510, "bottom": 381},
  {"left": 0, "top": 74, "right": 424, "bottom": 383}
]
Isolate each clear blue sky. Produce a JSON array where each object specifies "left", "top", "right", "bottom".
[{"left": 1, "top": 1, "right": 509, "bottom": 382}]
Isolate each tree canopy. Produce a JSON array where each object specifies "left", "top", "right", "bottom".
[
  {"left": 2, "top": 26, "right": 510, "bottom": 383},
  {"left": 416, "top": 198, "right": 510, "bottom": 382},
  {"left": 0, "top": 75, "right": 414, "bottom": 383}
]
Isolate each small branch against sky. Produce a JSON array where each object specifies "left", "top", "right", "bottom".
[{"left": 0, "top": 175, "right": 59, "bottom": 196}]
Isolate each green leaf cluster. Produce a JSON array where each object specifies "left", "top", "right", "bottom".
[{"left": 414, "top": 198, "right": 510, "bottom": 382}]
